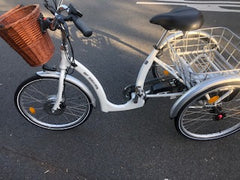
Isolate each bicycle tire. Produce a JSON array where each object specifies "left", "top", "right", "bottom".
[
  {"left": 15, "top": 75, "right": 92, "bottom": 130},
  {"left": 175, "top": 82, "right": 240, "bottom": 140}
]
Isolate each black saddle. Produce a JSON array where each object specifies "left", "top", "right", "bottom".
[{"left": 150, "top": 7, "right": 204, "bottom": 31}]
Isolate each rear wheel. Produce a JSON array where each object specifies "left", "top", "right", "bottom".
[
  {"left": 15, "top": 76, "right": 92, "bottom": 130},
  {"left": 175, "top": 83, "right": 240, "bottom": 140}
]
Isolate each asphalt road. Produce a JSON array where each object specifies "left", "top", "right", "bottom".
[{"left": 0, "top": 0, "right": 240, "bottom": 179}]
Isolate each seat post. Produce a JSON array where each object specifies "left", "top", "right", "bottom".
[{"left": 155, "top": 29, "right": 168, "bottom": 49}]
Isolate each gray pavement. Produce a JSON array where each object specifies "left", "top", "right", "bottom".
[{"left": 0, "top": 0, "right": 240, "bottom": 179}]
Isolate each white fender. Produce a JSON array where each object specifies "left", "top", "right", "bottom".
[{"left": 170, "top": 75, "right": 240, "bottom": 118}]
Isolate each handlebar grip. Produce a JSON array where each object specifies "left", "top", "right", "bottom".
[{"left": 72, "top": 16, "right": 92, "bottom": 37}]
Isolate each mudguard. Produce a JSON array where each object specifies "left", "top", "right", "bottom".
[{"left": 170, "top": 75, "right": 240, "bottom": 118}]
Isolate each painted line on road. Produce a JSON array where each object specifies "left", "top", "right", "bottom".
[{"left": 136, "top": 0, "right": 240, "bottom": 13}]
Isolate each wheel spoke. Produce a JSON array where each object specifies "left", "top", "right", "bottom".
[
  {"left": 21, "top": 92, "right": 45, "bottom": 104},
  {"left": 184, "top": 110, "right": 213, "bottom": 116},
  {"left": 64, "top": 111, "right": 82, "bottom": 117},
  {"left": 16, "top": 77, "right": 91, "bottom": 130},
  {"left": 185, "top": 121, "right": 214, "bottom": 133},
  {"left": 67, "top": 105, "right": 88, "bottom": 112},
  {"left": 177, "top": 84, "right": 240, "bottom": 140},
  {"left": 25, "top": 85, "right": 49, "bottom": 97}
]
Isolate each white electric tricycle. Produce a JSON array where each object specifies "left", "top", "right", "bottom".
[{"left": 15, "top": 0, "right": 240, "bottom": 140}]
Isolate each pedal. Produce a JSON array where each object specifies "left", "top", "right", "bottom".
[
  {"left": 42, "top": 64, "right": 57, "bottom": 71},
  {"left": 123, "top": 84, "right": 135, "bottom": 100}
]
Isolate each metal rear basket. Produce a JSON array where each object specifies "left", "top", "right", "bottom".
[{"left": 168, "top": 27, "right": 240, "bottom": 87}]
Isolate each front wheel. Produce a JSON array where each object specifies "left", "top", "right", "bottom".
[
  {"left": 15, "top": 76, "right": 92, "bottom": 130},
  {"left": 175, "top": 83, "right": 240, "bottom": 140}
]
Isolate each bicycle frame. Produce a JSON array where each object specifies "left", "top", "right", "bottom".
[
  {"left": 37, "top": 28, "right": 184, "bottom": 113},
  {"left": 46, "top": 47, "right": 158, "bottom": 113},
  {"left": 39, "top": 26, "right": 223, "bottom": 113},
  {"left": 39, "top": 0, "right": 224, "bottom": 113}
]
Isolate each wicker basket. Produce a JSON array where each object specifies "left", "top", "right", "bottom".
[
  {"left": 0, "top": 4, "right": 54, "bottom": 66},
  {"left": 0, "top": 5, "right": 21, "bottom": 20}
]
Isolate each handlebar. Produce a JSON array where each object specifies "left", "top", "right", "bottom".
[
  {"left": 44, "top": 0, "right": 56, "bottom": 15},
  {"left": 42, "top": 1, "right": 92, "bottom": 38},
  {"left": 72, "top": 15, "right": 92, "bottom": 37}
]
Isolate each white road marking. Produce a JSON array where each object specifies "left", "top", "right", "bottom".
[{"left": 136, "top": 0, "right": 240, "bottom": 13}]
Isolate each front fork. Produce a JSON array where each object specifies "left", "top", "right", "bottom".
[{"left": 51, "top": 48, "right": 70, "bottom": 112}]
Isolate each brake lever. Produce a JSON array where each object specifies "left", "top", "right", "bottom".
[
  {"left": 55, "top": 14, "right": 70, "bottom": 37},
  {"left": 68, "top": 4, "right": 83, "bottom": 17},
  {"left": 44, "top": 3, "right": 56, "bottom": 15}
]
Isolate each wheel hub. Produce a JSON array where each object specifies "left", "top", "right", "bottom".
[
  {"left": 214, "top": 113, "right": 226, "bottom": 121},
  {"left": 44, "top": 95, "right": 66, "bottom": 115},
  {"left": 210, "top": 106, "right": 226, "bottom": 121}
]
